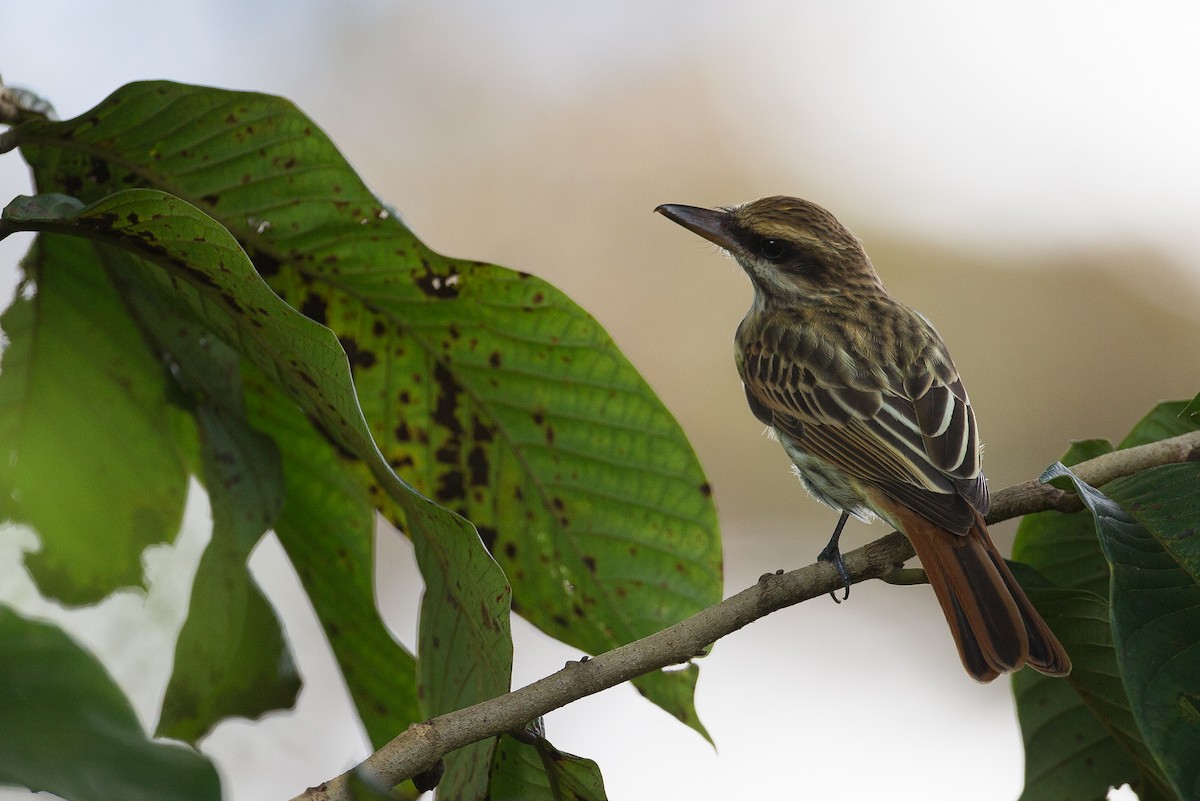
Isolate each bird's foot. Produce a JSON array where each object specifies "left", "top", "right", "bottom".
[
  {"left": 817, "top": 542, "right": 851, "bottom": 602},
  {"left": 816, "top": 511, "right": 853, "bottom": 602}
]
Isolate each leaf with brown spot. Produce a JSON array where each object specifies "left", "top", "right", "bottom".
[
  {"left": 7, "top": 80, "right": 719, "bottom": 742},
  {"left": 1, "top": 186, "right": 511, "bottom": 772},
  {"left": 242, "top": 367, "right": 422, "bottom": 749}
]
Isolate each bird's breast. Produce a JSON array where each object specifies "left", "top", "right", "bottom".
[{"left": 777, "top": 432, "right": 877, "bottom": 523}]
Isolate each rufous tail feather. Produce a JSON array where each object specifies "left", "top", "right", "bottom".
[{"left": 877, "top": 498, "right": 1071, "bottom": 682}]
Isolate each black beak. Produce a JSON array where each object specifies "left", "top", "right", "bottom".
[{"left": 654, "top": 204, "right": 739, "bottom": 251}]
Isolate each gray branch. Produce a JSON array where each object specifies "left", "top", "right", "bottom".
[{"left": 292, "top": 429, "right": 1200, "bottom": 801}]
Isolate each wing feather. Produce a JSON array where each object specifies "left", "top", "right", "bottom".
[{"left": 740, "top": 322, "right": 989, "bottom": 534}]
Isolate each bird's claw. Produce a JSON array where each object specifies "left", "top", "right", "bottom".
[{"left": 817, "top": 542, "right": 851, "bottom": 602}]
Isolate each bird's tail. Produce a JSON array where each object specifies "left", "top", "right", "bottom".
[{"left": 884, "top": 502, "right": 1071, "bottom": 682}]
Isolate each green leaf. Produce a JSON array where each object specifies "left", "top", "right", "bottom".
[
  {"left": 1012, "top": 426, "right": 1187, "bottom": 800},
  {"left": 1180, "top": 392, "right": 1200, "bottom": 423},
  {"left": 11, "top": 80, "right": 721, "bottom": 733},
  {"left": 0, "top": 233, "right": 187, "bottom": 603},
  {"left": 1013, "top": 506, "right": 1110, "bottom": 600},
  {"left": 1012, "top": 437, "right": 1115, "bottom": 597},
  {"left": 1103, "top": 465, "right": 1200, "bottom": 801},
  {"left": 1118, "top": 400, "right": 1196, "bottom": 449},
  {"left": 1062, "top": 438, "right": 1116, "bottom": 466},
  {"left": 243, "top": 365, "right": 423, "bottom": 747},
  {"left": 413, "top": 487, "right": 513, "bottom": 800},
  {"left": 0, "top": 604, "right": 220, "bottom": 801},
  {"left": 489, "top": 732, "right": 608, "bottom": 801},
  {"left": 158, "top": 402, "right": 298, "bottom": 742},
  {"left": 1045, "top": 462, "right": 1199, "bottom": 801},
  {"left": 1014, "top": 665, "right": 1132, "bottom": 801},
  {"left": 630, "top": 663, "right": 709, "bottom": 743},
  {"left": 1015, "top": 586, "right": 1169, "bottom": 801},
  {"left": 0, "top": 188, "right": 389, "bottom": 483},
  {"left": 110, "top": 261, "right": 300, "bottom": 741},
  {"left": 2, "top": 188, "right": 513, "bottom": 754}
]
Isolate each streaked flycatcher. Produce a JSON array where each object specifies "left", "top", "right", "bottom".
[{"left": 656, "top": 196, "right": 1070, "bottom": 682}]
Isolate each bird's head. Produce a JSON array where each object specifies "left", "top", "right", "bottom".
[{"left": 655, "top": 196, "right": 882, "bottom": 303}]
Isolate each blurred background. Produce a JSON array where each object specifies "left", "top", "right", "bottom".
[{"left": 3, "top": 2, "right": 1199, "bottom": 799}]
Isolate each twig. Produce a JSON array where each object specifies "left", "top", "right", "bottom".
[
  {"left": 291, "top": 429, "right": 1200, "bottom": 801},
  {"left": 0, "top": 80, "right": 55, "bottom": 129}
]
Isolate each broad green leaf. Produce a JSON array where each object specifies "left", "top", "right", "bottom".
[
  {"left": 0, "top": 189, "right": 389, "bottom": 474},
  {"left": 243, "top": 366, "right": 423, "bottom": 748},
  {"left": 1013, "top": 430, "right": 1181, "bottom": 800},
  {"left": 10, "top": 80, "right": 721, "bottom": 732},
  {"left": 1, "top": 188, "right": 512, "bottom": 752},
  {"left": 1014, "top": 586, "right": 1169, "bottom": 801},
  {"left": 1103, "top": 464, "right": 1200, "bottom": 801},
  {"left": 1012, "top": 436, "right": 1115, "bottom": 597},
  {"left": 1118, "top": 400, "right": 1195, "bottom": 449},
  {"left": 0, "top": 233, "right": 186, "bottom": 603},
  {"left": 1061, "top": 439, "right": 1117, "bottom": 466},
  {"left": 111, "top": 261, "right": 299, "bottom": 741},
  {"left": 1012, "top": 508, "right": 1110, "bottom": 599},
  {"left": 1045, "top": 462, "right": 1199, "bottom": 801},
  {"left": 0, "top": 604, "right": 220, "bottom": 801},
  {"left": 159, "top": 403, "right": 297, "bottom": 742},
  {"left": 1015, "top": 667, "right": 1131, "bottom": 801},
  {"left": 413, "top": 484, "right": 512, "bottom": 801},
  {"left": 1180, "top": 392, "right": 1200, "bottom": 423},
  {"left": 489, "top": 732, "right": 607, "bottom": 801}
]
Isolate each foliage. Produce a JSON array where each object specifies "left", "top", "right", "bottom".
[
  {"left": 0, "top": 81, "right": 719, "bottom": 799},
  {"left": 1, "top": 80, "right": 1197, "bottom": 801},
  {"left": 1013, "top": 403, "right": 1200, "bottom": 801}
]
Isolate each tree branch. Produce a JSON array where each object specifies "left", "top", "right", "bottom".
[{"left": 291, "top": 429, "right": 1200, "bottom": 801}]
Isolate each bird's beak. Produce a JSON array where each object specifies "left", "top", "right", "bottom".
[{"left": 655, "top": 204, "right": 738, "bottom": 251}]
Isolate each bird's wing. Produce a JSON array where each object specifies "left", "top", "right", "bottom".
[{"left": 740, "top": 339, "right": 989, "bottom": 534}]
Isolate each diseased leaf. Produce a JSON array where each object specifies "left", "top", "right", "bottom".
[
  {"left": 243, "top": 365, "right": 423, "bottom": 748},
  {"left": 2, "top": 188, "right": 512, "bottom": 758},
  {"left": 11, "top": 80, "right": 721, "bottom": 733},
  {"left": 112, "top": 265, "right": 299, "bottom": 742},
  {"left": 412, "top": 486, "right": 512, "bottom": 801},
  {"left": 0, "top": 604, "right": 220, "bottom": 801},
  {"left": 158, "top": 403, "right": 298, "bottom": 742},
  {"left": 0, "top": 233, "right": 186, "bottom": 603}
]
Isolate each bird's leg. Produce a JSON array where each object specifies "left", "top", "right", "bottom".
[{"left": 817, "top": 511, "right": 852, "bottom": 602}]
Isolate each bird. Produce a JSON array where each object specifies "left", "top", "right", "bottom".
[{"left": 655, "top": 195, "right": 1071, "bottom": 682}]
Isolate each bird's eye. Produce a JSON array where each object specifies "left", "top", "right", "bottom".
[{"left": 759, "top": 238, "right": 789, "bottom": 262}]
